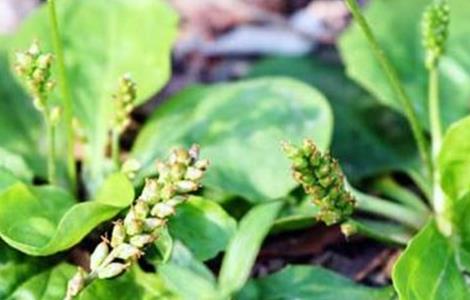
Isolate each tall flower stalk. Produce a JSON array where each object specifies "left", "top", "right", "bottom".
[
  {"left": 14, "top": 41, "right": 61, "bottom": 184},
  {"left": 65, "top": 145, "right": 209, "bottom": 299}
]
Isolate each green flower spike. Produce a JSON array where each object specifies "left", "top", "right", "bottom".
[
  {"left": 282, "top": 140, "right": 356, "bottom": 225},
  {"left": 14, "top": 41, "right": 55, "bottom": 112},
  {"left": 65, "top": 145, "right": 209, "bottom": 300},
  {"left": 112, "top": 73, "right": 137, "bottom": 133},
  {"left": 422, "top": 0, "right": 450, "bottom": 69}
]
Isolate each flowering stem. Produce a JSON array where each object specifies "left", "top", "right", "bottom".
[
  {"left": 47, "top": 0, "right": 76, "bottom": 192},
  {"left": 345, "top": 0, "right": 432, "bottom": 179},
  {"left": 351, "top": 188, "right": 428, "bottom": 230},
  {"left": 373, "top": 177, "right": 429, "bottom": 213}
]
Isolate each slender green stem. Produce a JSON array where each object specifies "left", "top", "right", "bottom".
[
  {"left": 352, "top": 189, "right": 428, "bottom": 230},
  {"left": 344, "top": 218, "right": 413, "bottom": 245},
  {"left": 373, "top": 177, "right": 429, "bottom": 213},
  {"left": 429, "top": 68, "right": 442, "bottom": 158},
  {"left": 345, "top": 0, "right": 432, "bottom": 178},
  {"left": 111, "top": 129, "right": 120, "bottom": 167},
  {"left": 47, "top": 0, "right": 76, "bottom": 192},
  {"left": 46, "top": 115, "right": 56, "bottom": 185}
]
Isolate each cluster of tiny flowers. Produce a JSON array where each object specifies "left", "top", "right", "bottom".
[
  {"left": 113, "top": 74, "right": 137, "bottom": 133},
  {"left": 282, "top": 140, "right": 356, "bottom": 226},
  {"left": 422, "top": 0, "right": 449, "bottom": 69},
  {"left": 14, "top": 41, "right": 55, "bottom": 112},
  {"left": 65, "top": 145, "right": 209, "bottom": 299}
]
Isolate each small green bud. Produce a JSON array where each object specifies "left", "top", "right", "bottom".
[
  {"left": 121, "top": 158, "right": 141, "bottom": 179},
  {"left": 173, "top": 147, "right": 191, "bottom": 165},
  {"left": 112, "top": 73, "right": 137, "bottom": 132},
  {"left": 139, "top": 179, "right": 159, "bottom": 204},
  {"left": 66, "top": 268, "right": 87, "bottom": 298},
  {"left": 188, "top": 144, "right": 200, "bottom": 161},
  {"left": 113, "top": 243, "right": 142, "bottom": 261},
  {"left": 124, "top": 211, "right": 143, "bottom": 235},
  {"left": 111, "top": 221, "right": 126, "bottom": 248},
  {"left": 185, "top": 167, "right": 204, "bottom": 181},
  {"left": 143, "top": 218, "right": 166, "bottom": 232},
  {"left": 134, "top": 201, "right": 149, "bottom": 220},
  {"left": 341, "top": 221, "right": 358, "bottom": 237},
  {"left": 129, "top": 234, "right": 155, "bottom": 248},
  {"left": 195, "top": 159, "right": 210, "bottom": 170},
  {"left": 151, "top": 202, "right": 175, "bottom": 218},
  {"left": 90, "top": 241, "right": 109, "bottom": 271},
  {"left": 97, "top": 263, "right": 128, "bottom": 279},
  {"left": 175, "top": 180, "right": 198, "bottom": 193}
]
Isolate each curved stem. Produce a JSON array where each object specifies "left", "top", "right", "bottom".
[
  {"left": 47, "top": 0, "right": 76, "bottom": 192},
  {"left": 352, "top": 189, "right": 428, "bottom": 230},
  {"left": 344, "top": 218, "right": 413, "bottom": 245},
  {"left": 373, "top": 177, "right": 429, "bottom": 213},
  {"left": 345, "top": 0, "right": 432, "bottom": 179}
]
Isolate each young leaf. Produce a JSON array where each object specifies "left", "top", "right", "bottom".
[
  {"left": 340, "top": 0, "right": 470, "bottom": 129},
  {"left": 0, "top": 173, "right": 134, "bottom": 255},
  {"left": 132, "top": 78, "right": 333, "bottom": 202},
  {"left": 438, "top": 116, "right": 470, "bottom": 201},
  {"left": 168, "top": 197, "right": 237, "bottom": 261},
  {"left": 393, "top": 221, "right": 469, "bottom": 299},
  {"left": 237, "top": 265, "right": 396, "bottom": 300},
  {"left": 218, "top": 201, "right": 283, "bottom": 296},
  {"left": 12, "top": 0, "right": 178, "bottom": 187}
]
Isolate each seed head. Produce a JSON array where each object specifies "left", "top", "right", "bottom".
[
  {"left": 422, "top": 0, "right": 450, "bottom": 69},
  {"left": 282, "top": 140, "right": 356, "bottom": 225},
  {"left": 112, "top": 73, "right": 137, "bottom": 132}
]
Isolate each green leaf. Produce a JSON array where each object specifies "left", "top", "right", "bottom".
[
  {"left": 0, "top": 173, "right": 134, "bottom": 255},
  {"left": 159, "top": 242, "right": 219, "bottom": 300},
  {"left": 218, "top": 201, "right": 283, "bottom": 296},
  {"left": 0, "top": 169, "right": 21, "bottom": 194},
  {"left": 133, "top": 77, "right": 333, "bottom": 202},
  {"left": 169, "top": 197, "right": 237, "bottom": 261},
  {"left": 148, "top": 227, "right": 173, "bottom": 265},
  {"left": 0, "top": 241, "right": 51, "bottom": 299},
  {"left": 5, "top": 262, "right": 177, "bottom": 300},
  {"left": 393, "top": 221, "right": 469, "bottom": 300},
  {"left": 13, "top": 0, "right": 178, "bottom": 186},
  {"left": 237, "top": 265, "right": 395, "bottom": 300},
  {"left": 249, "top": 57, "right": 417, "bottom": 181},
  {"left": 0, "top": 147, "right": 33, "bottom": 182},
  {"left": 438, "top": 116, "right": 470, "bottom": 200},
  {"left": 339, "top": 0, "right": 470, "bottom": 129}
]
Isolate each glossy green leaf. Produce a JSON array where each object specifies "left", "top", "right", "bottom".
[
  {"left": 169, "top": 197, "right": 236, "bottom": 261},
  {"left": 339, "top": 0, "right": 470, "bottom": 129},
  {"left": 159, "top": 243, "right": 219, "bottom": 300},
  {"left": 0, "top": 241, "right": 51, "bottom": 299},
  {"left": 133, "top": 77, "right": 333, "bottom": 202},
  {"left": 237, "top": 265, "right": 395, "bottom": 300},
  {"left": 13, "top": 0, "right": 178, "bottom": 186},
  {"left": 393, "top": 221, "right": 469, "bottom": 300},
  {"left": 0, "top": 169, "right": 20, "bottom": 193},
  {"left": 438, "top": 116, "right": 470, "bottom": 200},
  {"left": 0, "top": 173, "right": 134, "bottom": 255},
  {"left": 149, "top": 227, "right": 173, "bottom": 265},
  {"left": 249, "top": 57, "right": 417, "bottom": 181},
  {"left": 218, "top": 201, "right": 283, "bottom": 296}
]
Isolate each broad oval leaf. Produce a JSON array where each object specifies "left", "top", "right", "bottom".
[
  {"left": 12, "top": 0, "right": 178, "bottom": 186},
  {"left": 132, "top": 77, "right": 333, "bottom": 202},
  {"left": 0, "top": 173, "right": 134, "bottom": 256},
  {"left": 237, "top": 265, "right": 395, "bottom": 300},
  {"left": 393, "top": 221, "right": 469, "bottom": 300},
  {"left": 0, "top": 147, "right": 33, "bottom": 182},
  {"left": 438, "top": 116, "right": 470, "bottom": 201},
  {"left": 340, "top": 0, "right": 470, "bottom": 129},
  {"left": 169, "top": 197, "right": 236, "bottom": 261}
]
